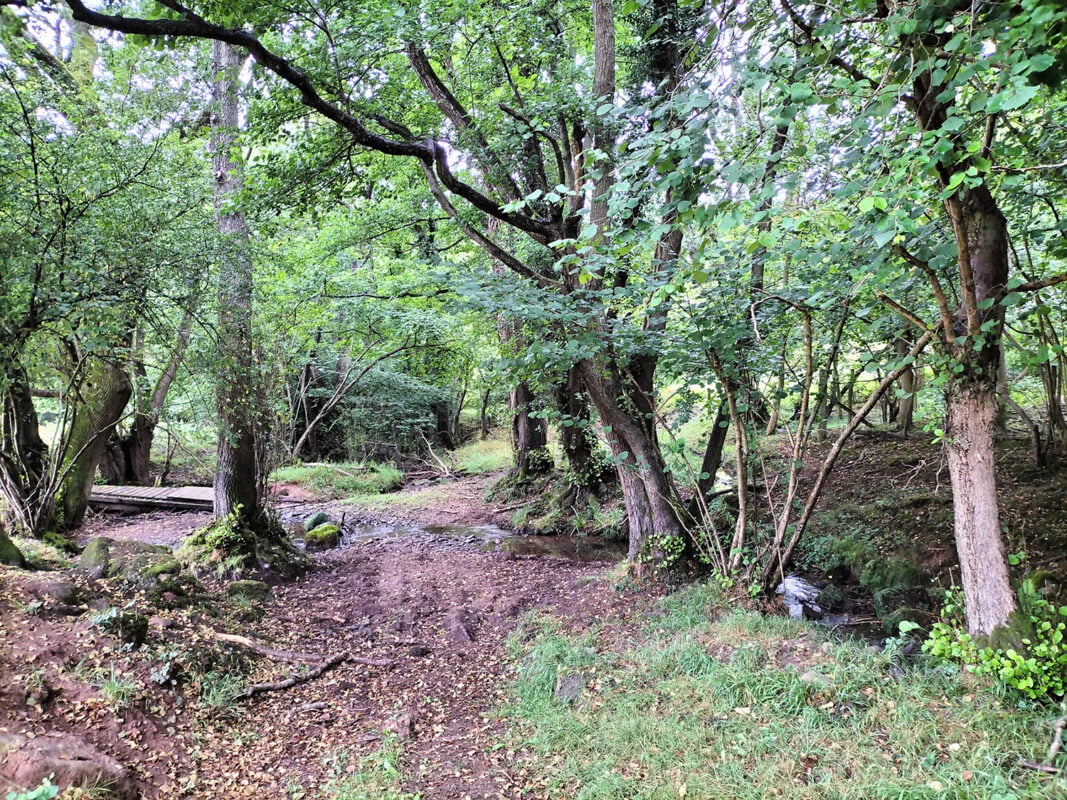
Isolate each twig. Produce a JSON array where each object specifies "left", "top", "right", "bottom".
[
  {"left": 1019, "top": 760, "right": 1060, "bottom": 775},
  {"left": 214, "top": 631, "right": 391, "bottom": 667},
  {"left": 1047, "top": 716, "right": 1066, "bottom": 765}
]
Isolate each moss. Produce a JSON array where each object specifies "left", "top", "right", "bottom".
[
  {"left": 80, "top": 537, "right": 112, "bottom": 578},
  {"left": 226, "top": 579, "right": 273, "bottom": 604},
  {"left": 0, "top": 534, "right": 24, "bottom": 567},
  {"left": 305, "top": 523, "right": 341, "bottom": 552},
  {"left": 41, "top": 531, "right": 78, "bottom": 554}
]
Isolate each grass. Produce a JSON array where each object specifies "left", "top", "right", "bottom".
[
  {"left": 448, "top": 433, "right": 512, "bottom": 475},
  {"left": 197, "top": 670, "right": 246, "bottom": 714},
  {"left": 504, "top": 582, "right": 1064, "bottom": 800},
  {"left": 92, "top": 664, "right": 139, "bottom": 709},
  {"left": 10, "top": 536, "right": 74, "bottom": 570},
  {"left": 271, "top": 461, "right": 403, "bottom": 499},
  {"left": 319, "top": 736, "right": 420, "bottom": 800}
]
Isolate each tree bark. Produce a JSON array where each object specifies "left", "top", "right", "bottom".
[
  {"left": 0, "top": 364, "right": 51, "bottom": 538},
  {"left": 56, "top": 357, "right": 132, "bottom": 529},
  {"left": 509, "top": 382, "right": 551, "bottom": 480},
  {"left": 212, "top": 40, "right": 267, "bottom": 528},
  {"left": 101, "top": 317, "right": 191, "bottom": 484},
  {"left": 944, "top": 381, "right": 1016, "bottom": 636}
]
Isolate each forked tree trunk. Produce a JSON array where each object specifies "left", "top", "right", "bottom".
[
  {"left": 101, "top": 318, "right": 190, "bottom": 485},
  {"left": 56, "top": 357, "right": 132, "bottom": 529},
  {"left": 943, "top": 381, "right": 1016, "bottom": 636},
  {"left": 580, "top": 358, "right": 686, "bottom": 563}
]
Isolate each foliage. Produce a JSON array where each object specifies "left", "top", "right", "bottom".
[
  {"left": 448, "top": 433, "right": 512, "bottom": 475},
  {"left": 196, "top": 670, "right": 245, "bottom": 715},
  {"left": 5, "top": 780, "right": 58, "bottom": 800},
  {"left": 925, "top": 584, "right": 1067, "bottom": 700},
  {"left": 320, "top": 736, "right": 420, "bottom": 800}
]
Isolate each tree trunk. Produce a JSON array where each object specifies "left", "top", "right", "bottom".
[
  {"left": 944, "top": 380, "right": 1016, "bottom": 636},
  {"left": 56, "top": 357, "right": 132, "bottom": 529},
  {"left": 509, "top": 382, "right": 551, "bottom": 481},
  {"left": 0, "top": 364, "right": 51, "bottom": 538},
  {"left": 580, "top": 358, "right": 686, "bottom": 563},
  {"left": 212, "top": 40, "right": 267, "bottom": 529},
  {"left": 101, "top": 317, "right": 191, "bottom": 485},
  {"left": 893, "top": 335, "right": 916, "bottom": 435},
  {"left": 555, "top": 365, "right": 612, "bottom": 501}
]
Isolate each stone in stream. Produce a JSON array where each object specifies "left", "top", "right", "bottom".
[
  {"left": 305, "top": 523, "right": 341, "bottom": 552},
  {"left": 776, "top": 575, "right": 823, "bottom": 620}
]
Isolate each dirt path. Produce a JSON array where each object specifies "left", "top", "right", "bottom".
[
  {"left": 192, "top": 536, "right": 631, "bottom": 799},
  {"left": 1, "top": 475, "right": 644, "bottom": 799}
]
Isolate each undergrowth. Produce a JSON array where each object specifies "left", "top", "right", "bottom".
[
  {"left": 504, "top": 582, "right": 1064, "bottom": 799},
  {"left": 272, "top": 462, "right": 403, "bottom": 499},
  {"left": 448, "top": 433, "right": 512, "bottom": 475}
]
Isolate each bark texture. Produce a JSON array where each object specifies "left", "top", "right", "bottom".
[
  {"left": 211, "top": 40, "right": 267, "bottom": 528},
  {"left": 944, "top": 383, "right": 1016, "bottom": 636}
]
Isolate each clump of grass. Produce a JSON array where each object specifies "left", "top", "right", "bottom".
[
  {"left": 449, "top": 434, "right": 512, "bottom": 475},
  {"left": 504, "top": 582, "right": 1061, "bottom": 800},
  {"left": 197, "top": 670, "right": 245, "bottom": 715},
  {"left": 271, "top": 462, "right": 403, "bottom": 499},
  {"left": 320, "top": 736, "right": 420, "bottom": 800},
  {"left": 92, "top": 664, "right": 139, "bottom": 709}
]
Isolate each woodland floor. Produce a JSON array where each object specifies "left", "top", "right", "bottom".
[
  {"left": 1, "top": 435, "right": 1065, "bottom": 799},
  {"left": 0, "top": 473, "right": 656, "bottom": 799}
]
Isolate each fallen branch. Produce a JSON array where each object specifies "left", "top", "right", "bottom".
[
  {"left": 215, "top": 630, "right": 393, "bottom": 668},
  {"left": 1018, "top": 715, "right": 1067, "bottom": 774},
  {"left": 1018, "top": 760, "right": 1060, "bottom": 775},
  {"left": 239, "top": 653, "right": 348, "bottom": 699},
  {"left": 492, "top": 500, "right": 529, "bottom": 514},
  {"left": 214, "top": 632, "right": 321, "bottom": 664}
]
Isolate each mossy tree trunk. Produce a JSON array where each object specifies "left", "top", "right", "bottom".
[{"left": 56, "top": 356, "right": 132, "bottom": 529}]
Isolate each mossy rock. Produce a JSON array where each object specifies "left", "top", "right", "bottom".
[
  {"left": 91, "top": 607, "right": 150, "bottom": 648},
  {"left": 0, "top": 535, "right": 23, "bottom": 567},
  {"left": 118, "top": 552, "right": 181, "bottom": 588},
  {"left": 80, "top": 538, "right": 171, "bottom": 581},
  {"left": 303, "top": 511, "right": 331, "bottom": 531},
  {"left": 305, "top": 523, "right": 341, "bottom": 552},
  {"left": 226, "top": 579, "right": 273, "bottom": 604}
]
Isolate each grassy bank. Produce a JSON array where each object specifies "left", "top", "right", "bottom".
[{"left": 504, "top": 583, "right": 1063, "bottom": 800}]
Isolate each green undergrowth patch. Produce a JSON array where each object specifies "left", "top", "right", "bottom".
[
  {"left": 504, "top": 582, "right": 1063, "bottom": 800},
  {"left": 318, "top": 735, "right": 420, "bottom": 800},
  {"left": 448, "top": 433, "right": 512, "bottom": 475},
  {"left": 272, "top": 461, "right": 403, "bottom": 499}
]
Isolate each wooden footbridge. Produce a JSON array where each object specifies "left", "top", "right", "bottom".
[{"left": 89, "top": 484, "right": 214, "bottom": 512}]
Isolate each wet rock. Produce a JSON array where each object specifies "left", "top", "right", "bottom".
[
  {"left": 776, "top": 575, "right": 823, "bottom": 620},
  {"left": 79, "top": 537, "right": 173, "bottom": 584},
  {"left": 384, "top": 710, "right": 417, "bottom": 740},
  {"left": 305, "top": 523, "right": 341, "bottom": 552},
  {"left": 0, "top": 731, "right": 137, "bottom": 799},
  {"left": 554, "top": 673, "right": 585, "bottom": 705}
]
